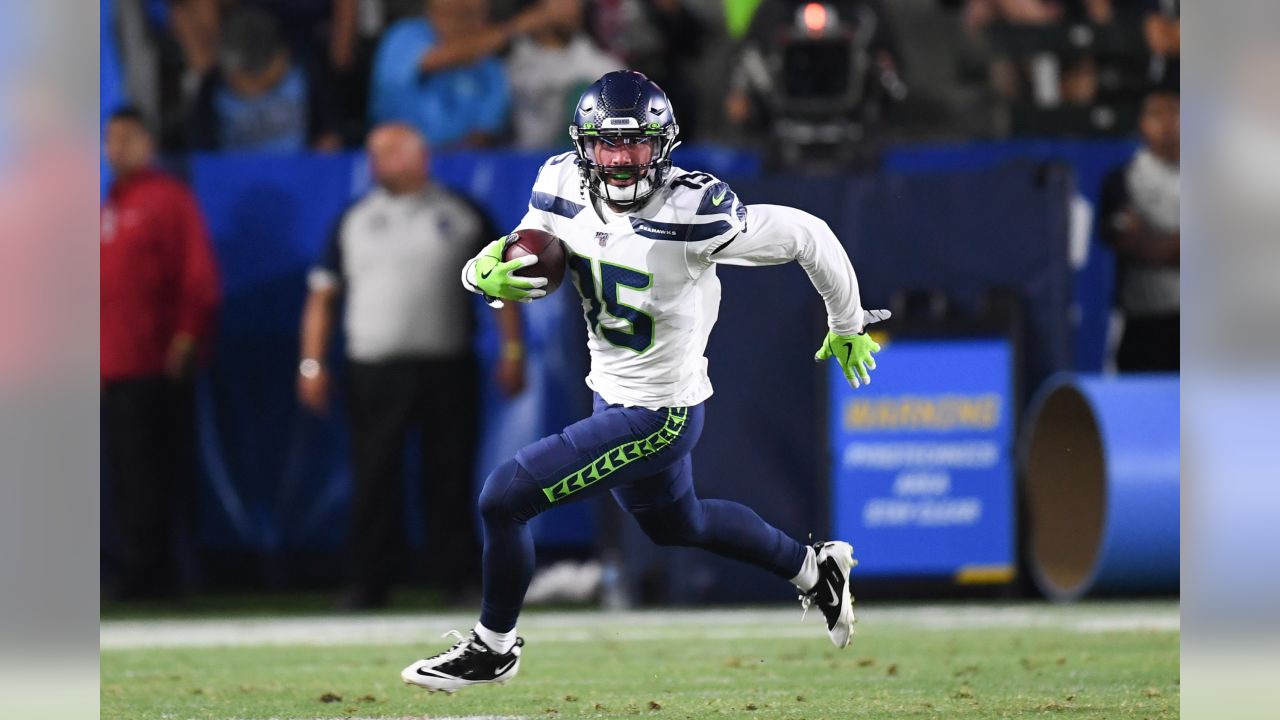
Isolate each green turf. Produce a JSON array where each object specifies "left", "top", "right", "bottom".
[
  {"left": 101, "top": 606, "right": 1178, "bottom": 720},
  {"left": 99, "top": 589, "right": 455, "bottom": 620}
]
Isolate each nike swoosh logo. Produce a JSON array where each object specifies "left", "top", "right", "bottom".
[
  {"left": 823, "top": 577, "right": 840, "bottom": 606},
  {"left": 480, "top": 268, "right": 494, "bottom": 279},
  {"left": 415, "top": 667, "right": 441, "bottom": 677},
  {"left": 841, "top": 344, "right": 853, "bottom": 368},
  {"left": 494, "top": 658, "right": 517, "bottom": 676},
  {"left": 711, "top": 188, "right": 728, "bottom": 206}
]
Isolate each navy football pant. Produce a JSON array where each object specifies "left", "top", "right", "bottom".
[{"left": 478, "top": 395, "right": 808, "bottom": 632}]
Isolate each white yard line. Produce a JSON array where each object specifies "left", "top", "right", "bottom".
[{"left": 101, "top": 603, "right": 1178, "bottom": 650}]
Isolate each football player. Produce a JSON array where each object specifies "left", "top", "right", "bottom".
[{"left": 402, "top": 70, "right": 888, "bottom": 693}]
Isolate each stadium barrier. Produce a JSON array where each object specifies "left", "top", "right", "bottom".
[{"left": 1020, "top": 373, "right": 1179, "bottom": 600}]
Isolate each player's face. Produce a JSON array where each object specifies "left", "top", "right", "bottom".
[{"left": 590, "top": 136, "right": 656, "bottom": 186}]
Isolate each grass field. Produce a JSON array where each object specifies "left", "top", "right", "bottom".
[{"left": 101, "top": 602, "right": 1179, "bottom": 720}]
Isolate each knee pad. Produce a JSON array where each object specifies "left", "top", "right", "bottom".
[
  {"left": 478, "top": 459, "right": 541, "bottom": 524},
  {"left": 478, "top": 459, "right": 520, "bottom": 522}
]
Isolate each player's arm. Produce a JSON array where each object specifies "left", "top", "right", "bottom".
[
  {"left": 695, "top": 203, "right": 890, "bottom": 388},
  {"left": 418, "top": 1, "right": 567, "bottom": 73},
  {"left": 1099, "top": 168, "right": 1179, "bottom": 266},
  {"left": 297, "top": 284, "right": 338, "bottom": 413},
  {"left": 461, "top": 155, "right": 571, "bottom": 306},
  {"left": 169, "top": 186, "right": 221, "bottom": 381}
]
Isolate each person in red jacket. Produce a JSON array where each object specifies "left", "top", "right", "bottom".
[{"left": 101, "top": 107, "right": 220, "bottom": 600}]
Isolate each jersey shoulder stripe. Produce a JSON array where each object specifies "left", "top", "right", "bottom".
[
  {"left": 629, "top": 216, "right": 735, "bottom": 243},
  {"left": 527, "top": 152, "right": 585, "bottom": 221},
  {"left": 531, "top": 191, "right": 585, "bottom": 219},
  {"left": 649, "top": 168, "right": 747, "bottom": 243}
]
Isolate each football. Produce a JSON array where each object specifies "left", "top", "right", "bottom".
[{"left": 503, "top": 228, "right": 566, "bottom": 296}]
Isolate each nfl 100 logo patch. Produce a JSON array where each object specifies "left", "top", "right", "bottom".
[{"left": 595, "top": 231, "right": 610, "bottom": 246}]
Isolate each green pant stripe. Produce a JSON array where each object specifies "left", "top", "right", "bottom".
[{"left": 542, "top": 407, "right": 689, "bottom": 504}]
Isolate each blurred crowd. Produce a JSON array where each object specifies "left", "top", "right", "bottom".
[
  {"left": 960, "top": 0, "right": 1179, "bottom": 136},
  {"left": 106, "top": 0, "right": 1179, "bottom": 160},
  {"left": 113, "top": 0, "right": 713, "bottom": 153}
]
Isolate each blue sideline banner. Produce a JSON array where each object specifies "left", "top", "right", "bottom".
[{"left": 829, "top": 337, "right": 1016, "bottom": 582}]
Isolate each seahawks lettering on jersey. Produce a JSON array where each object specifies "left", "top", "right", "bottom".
[{"left": 516, "top": 153, "right": 746, "bottom": 409}]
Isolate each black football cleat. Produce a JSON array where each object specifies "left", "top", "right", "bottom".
[
  {"left": 799, "top": 541, "right": 858, "bottom": 648},
  {"left": 401, "top": 630, "right": 524, "bottom": 693}
]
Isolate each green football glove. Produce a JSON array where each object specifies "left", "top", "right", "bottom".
[
  {"left": 814, "top": 309, "right": 892, "bottom": 389},
  {"left": 467, "top": 237, "right": 547, "bottom": 305}
]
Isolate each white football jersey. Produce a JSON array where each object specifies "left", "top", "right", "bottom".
[{"left": 514, "top": 152, "right": 866, "bottom": 409}]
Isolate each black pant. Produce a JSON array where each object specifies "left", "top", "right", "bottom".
[
  {"left": 1117, "top": 313, "right": 1180, "bottom": 372},
  {"left": 101, "top": 376, "right": 195, "bottom": 599},
  {"left": 346, "top": 356, "right": 480, "bottom": 596}
]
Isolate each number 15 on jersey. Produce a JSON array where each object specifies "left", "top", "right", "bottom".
[{"left": 567, "top": 253, "right": 655, "bottom": 354}]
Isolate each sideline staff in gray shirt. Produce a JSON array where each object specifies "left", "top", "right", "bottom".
[
  {"left": 1100, "top": 88, "right": 1180, "bottom": 372},
  {"left": 297, "top": 123, "right": 526, "bottom": 609}
]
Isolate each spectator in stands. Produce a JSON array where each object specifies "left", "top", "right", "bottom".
[
  {"left": 298, "top": 123, "right": 527, "bottom": 609},
  {"left": 587, "top": 0, "right": 709, "bottom": 139},
  {"left": 188, "top": 5, "right": 342, "bottom": 152},
  {"left": 1099, "top": 88, "right": 1179, "bottom": 371},
  {"left": 101, "top": 107, "right": 221, "bottom": 600},
  {"left": 232, "top": 0, "right": 365, "bottom": 147},
  {"left": 166, "top": 0, "right": 221, "bottom": 101},
  {"left": 331, "top": 1, "right": 430, "bottom": 72},
  {"left": 330, "top": 0, "right": 430, "bottom": 145},
  {"left": 963, "top": 0, "right": 1117, "bottom": 129},
  {"left": 369, "top": 0, "right": 574, "bottom": 148},
  {"left": 506, "top": 0, "right": 622, "bottom": 150},
  {"left": 1143, "top": 0, "right": 1178, "bottom": 85},
  {"left": 226, "top": 1, "right": 417, "bottom": 146},
  {"left": 963, "top": 0, "right": 1114, "bottom": 34}
]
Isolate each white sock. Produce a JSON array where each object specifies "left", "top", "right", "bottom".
[
  {"left": 474, "top": 622, "right": 517, "bottom": 654},
  {"left": 790, "top": 545, "right": 819, "bottom": 592}
]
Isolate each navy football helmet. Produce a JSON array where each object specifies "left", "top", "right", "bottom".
[{"left": 569, "top": 71, "right": 680, "bottom": 207}]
